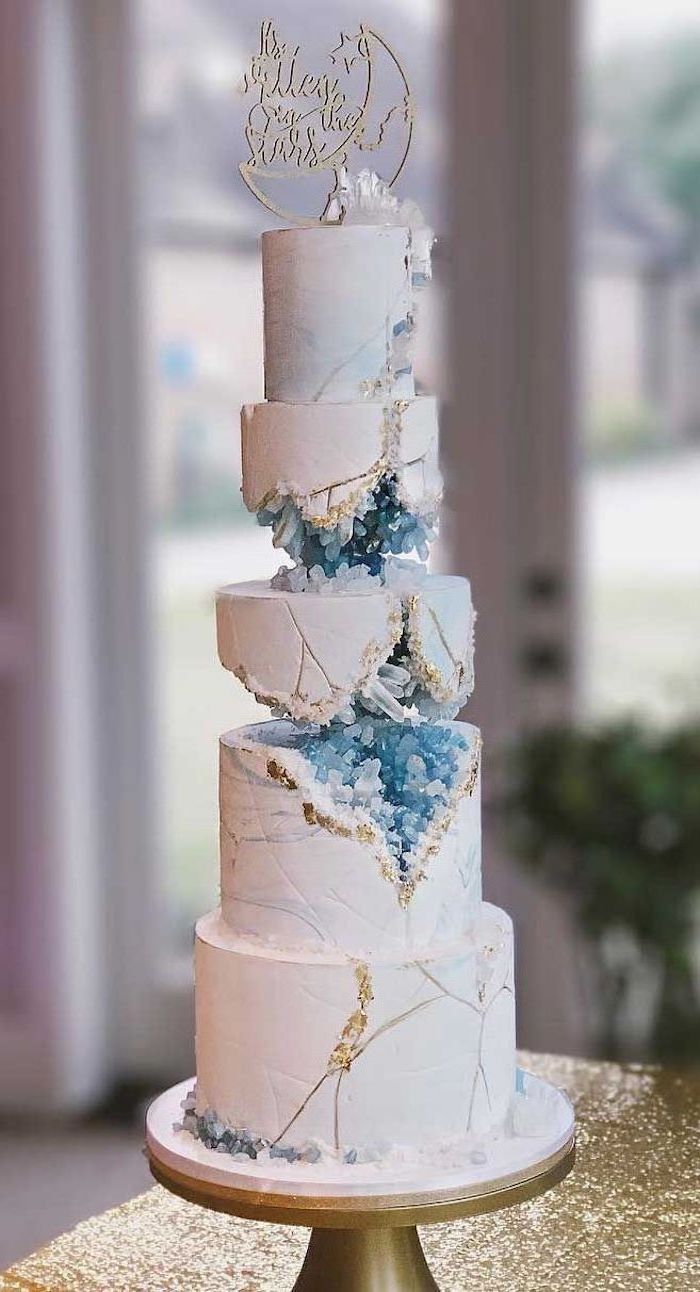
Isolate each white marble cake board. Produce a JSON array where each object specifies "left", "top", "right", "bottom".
[{"left": 146, "top": 1071, "right": 575, "bottom": 1205}]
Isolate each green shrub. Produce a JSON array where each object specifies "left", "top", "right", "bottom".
[{"left": 501, "top": 723, "right": 700, "bottom": 1062}]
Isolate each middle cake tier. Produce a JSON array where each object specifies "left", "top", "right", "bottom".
[
  {"left": 219, "top": 719, "right": 482, "bottom": 958},
  {"left": 216, "top": 574, "right": 474, "bottom": 724}
]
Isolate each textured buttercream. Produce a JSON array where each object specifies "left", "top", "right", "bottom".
[{"left": 194, "top": 904, "right": 515, "bottom": 1158}]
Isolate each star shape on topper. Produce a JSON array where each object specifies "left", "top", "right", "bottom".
[{"left": 329, "top": 29, "right": 371, "bottom": 74}]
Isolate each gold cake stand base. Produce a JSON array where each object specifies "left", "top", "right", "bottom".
[{"left": 146, "top": 1078, "right": 575, "bottom": 1292}]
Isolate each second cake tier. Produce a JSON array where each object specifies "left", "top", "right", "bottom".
[{"left": 219, "top": 718, "right": 482, "bottom": 957}]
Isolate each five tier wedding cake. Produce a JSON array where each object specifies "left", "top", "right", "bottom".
[{"left": 181, "top": 172, "right": 517, "bottom": 1170}]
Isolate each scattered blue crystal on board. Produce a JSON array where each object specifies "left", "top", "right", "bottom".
[
  {"left": 257, "top": 473, "right": 437, "bottom": 578},
  {"left": 179, "top": 1092, "right": 270, "bottom": 1160},
  {"left": 179, "top": 1089, "right": 347, "bottom": 1164}
]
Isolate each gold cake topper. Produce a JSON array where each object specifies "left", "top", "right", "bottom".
[{"left": 239, "top": 19, "right": 414, "bottom": 224}]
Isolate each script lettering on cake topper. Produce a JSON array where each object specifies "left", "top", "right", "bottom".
[{"left": 239, "top": 19, "right": 414, "bottom": 224}]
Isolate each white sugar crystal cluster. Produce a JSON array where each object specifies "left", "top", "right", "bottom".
[
  {"left": 271, "top": 557, "right": 427, "bottom": 596},
  {"left": 326, "top": 169, "right": 434, "bottom": 281}
]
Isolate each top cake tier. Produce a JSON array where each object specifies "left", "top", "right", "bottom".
[{"left": 262, "top": 225, "right": 426, "bottom": 404}]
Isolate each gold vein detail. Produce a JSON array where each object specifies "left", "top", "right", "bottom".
[
  {"left": 234, "top": 602, "right": 403, "bottom": 724},
  {"left": 279, "top": 601, "right": 404, "bottom": 724},
  {"left": 255, "top": 459, "right": 384, "bottom": 528},
  {"left": 305, "top": 461, "right": 384, "bottom": 528},
  {"left": 271, "top": 979, "right": 443, "bottom": 1150},
  {"left": 405, "top": 595, "right": 473, "bottom": 703},
  {"left": 252, "top": 399, "right": 441, "bottom": 528}
]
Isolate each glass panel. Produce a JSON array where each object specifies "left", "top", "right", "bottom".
[
  {"left": 580, "top": 1, "right": 700, "bottom": 722},
  {"left": 146, "top": 246, "right": 275, "bottom": 946},
  {"left": 136, "top": 2, "right": 446, "bottom": 949}
]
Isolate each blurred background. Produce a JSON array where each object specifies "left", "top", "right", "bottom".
[{"left": 1, "top": 0, "right": 699, "bottom": 1267}]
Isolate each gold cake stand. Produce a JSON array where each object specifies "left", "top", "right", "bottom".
[{"left": 146, "top": 1076, "right": 575, "bottom": 1291}]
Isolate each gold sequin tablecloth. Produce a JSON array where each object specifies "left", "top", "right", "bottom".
[{"left": 2, "top": 1053, "right": 698, "bottom": 1291}]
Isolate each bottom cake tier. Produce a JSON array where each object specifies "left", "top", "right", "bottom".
[{"left": 190, "top": 903, "right": 516, "bottom": 1166}]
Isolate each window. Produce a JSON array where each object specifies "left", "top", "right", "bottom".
[{"left": 580, "top": 0, "right": 700, "bottom": 722}]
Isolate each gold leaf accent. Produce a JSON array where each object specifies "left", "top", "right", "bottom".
[
  {"left": 266, "top": 759, "right": 299, "bottom": 791},
  {"left": 356, "top": 962, "right": 374, "bottom": 1009},
  {"left": 356, "top": 823, "right": 377, "bottom": 844},
  {"left": 303, "top": 802, "right": 377, "bottom": 844},
  {"left": 398, "top": 879, "right": 416, "bottom": 908},
  {"left": 327, "top": 963, "right": 374, "bottom": 1074},
  {"left": 303, "top": 802, "right": 351, "bottom": 836}
]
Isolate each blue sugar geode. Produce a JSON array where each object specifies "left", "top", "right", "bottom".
[
  {"left": 290, "top": 718, "right": 469, "bottom": 878},
  {"left": 257, "top": 473, "right": 437, "bottom": 579}
]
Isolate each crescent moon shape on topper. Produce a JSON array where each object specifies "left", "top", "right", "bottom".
[{"left": 238, "top": 22, "right": 415, "bottom": 226}]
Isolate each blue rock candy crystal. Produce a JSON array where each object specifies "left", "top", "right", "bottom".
[
  {"left": 257, "top": 473, "right": 436, "bottom": 579},
  {"left": 289, "top": 718, "right": 468, "bottom": 877}
]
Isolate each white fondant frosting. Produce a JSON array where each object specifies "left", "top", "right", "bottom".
[
  {"left": 325, "top": 169, "right": 434, "bottom": 282},
  {"left": 241, "top": 396, "right": 441, "bottom": 523},
  {"left": 216, "top": 580, "right": 401, "bottom": 722},
  {"left": 194, "top": 904, "right": 515, "bottom": 1157},
  {"left": 219, "top": 720, "right": 482, "bottom": 956},
  {"left": 215, "top": 575, "right": 474, "bottom": 723},
  {"left": 262, "top": 226, "right": 418, "bottom": 404}
]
